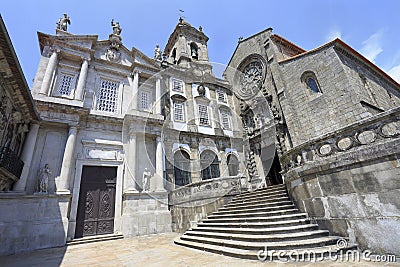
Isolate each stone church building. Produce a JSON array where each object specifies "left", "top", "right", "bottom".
[{"left": 0, "top": 15, "right": 399, "bottom": 258}]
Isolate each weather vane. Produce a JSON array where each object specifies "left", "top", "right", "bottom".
[{"left": 179, "top": 9, "right": 185, "bottom": 20}]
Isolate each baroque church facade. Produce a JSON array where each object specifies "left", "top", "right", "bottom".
[{"left": 0, "top": 15, "right": 399, "bottom": 257}]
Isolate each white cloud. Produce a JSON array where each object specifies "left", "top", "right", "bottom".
[
  {"left": 388, "top": 64, "right": 400, "bottom": 83},
  {"left": 359, "top": 30, "right": 384, "bottom": 63},
  {"left": 326, "top": 29, "right": 342, "bottom": 41}
]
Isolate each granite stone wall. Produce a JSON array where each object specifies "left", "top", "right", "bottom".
[{"left": 0, "top": 194, "right": 70, "bottom": 256}]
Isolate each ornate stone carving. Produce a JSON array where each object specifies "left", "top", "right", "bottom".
[
  {"left": 111, "top": 19, "right": 122, "bottom": 36},
  {"left": 357, "top": 130, "right": 376, "bottom": 144},
  {"left": 37, "top": 164, "right": 51, "bottom": 193},
  {"left": 197, "top": 84, "right": 206, "bottom": 97},
  {"left": 143, "top": 168, "right": 151, "bottom": 191},
  {"left": 337, "top": 137, "right": 353, "bottom": 151},
  {"left": 105, "top": 19, "right": 123, "bottom": 63},
  {"left": 237, "top": 61, "right": 264, "bottom": 100},
  {"left": 281, "top": 109, "right": 400, "bottom": 171},
  {"left": 56, "top": 13, "right": 70, "bottom": 32},
  {"left": 154, "top": 44, "right": 162, "bottom": 60}
]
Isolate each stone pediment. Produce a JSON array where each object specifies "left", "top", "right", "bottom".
[
  {"left": 37, "top": 32, "right": 98, "bottom": 52},
  {"left": 132, "top": 47, "right": 159, "bottom": 69}
]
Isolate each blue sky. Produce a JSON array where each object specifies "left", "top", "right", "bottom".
[{"left": 2, "top": 0, "right": 400, "bottom": 86}]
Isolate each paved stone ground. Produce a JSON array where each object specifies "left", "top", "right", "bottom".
[{"left": 0, "top": 233, "right": 398, "bottom": 267}]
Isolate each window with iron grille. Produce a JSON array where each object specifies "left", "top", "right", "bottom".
[
  {"left": 221, "top": 111, "right": 230, "bottom": 129},
  {"left": 96, "top": 79, "right": 119, "bottom": 113},
  {"left": 198, "top": 104, "right": 209, "bottom": 126},
  {"left": 172, "top": 79, "right": 183, "bottom": 92},
  {"left": 140, "top": 91, "right": 150, "bottom": 110},
  {"left": 55, "top": 73, "right": 75, "bottom": 96},
  {"left": 216, "top": 89, "right": 227, "bottom": 103},
  {"left": 174, "top": 102, "right": 184, "bottom": 122}
]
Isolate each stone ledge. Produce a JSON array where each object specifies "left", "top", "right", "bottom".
[{"left": 0, "top": 192, "right": 71, "bottom": 199}]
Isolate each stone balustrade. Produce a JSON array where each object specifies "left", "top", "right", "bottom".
[
  {"left": 169, "top": 175, "right": 247, "bottom": 206},
  {"left": 281, "top": 107, "right": 400, "bottom": 173}
]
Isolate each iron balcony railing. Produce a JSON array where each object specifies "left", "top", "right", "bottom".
[{"left": 0, "top": 146, "right": 24, "bottom": 179}]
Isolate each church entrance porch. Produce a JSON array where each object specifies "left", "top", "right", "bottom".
[{"left": 75, "top": 166, "right": 117, "bottom": 238}]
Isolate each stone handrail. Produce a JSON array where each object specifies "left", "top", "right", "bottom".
[
  {"left": 169, "top": 175, "right": 247, "bottom": 206},
  {"left": 281, "top": 107, "right": 400, "bottom": 172}
]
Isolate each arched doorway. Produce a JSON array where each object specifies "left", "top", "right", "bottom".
[
  {"left": 200, "top": 150, "right": 220, "bottom": 180},
  {"left": 262, "top": 149, "right": 283, "bottom": 185},
  {"left": 227, "top": 154, "right": 239, "bottom": 176},
  {"left": 174, "top": 150, "right": 191, "bottom": 187}
]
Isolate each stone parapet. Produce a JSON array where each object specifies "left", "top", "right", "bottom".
[{"left": 281, "top": 106, "right": 400, "bottom": 174}]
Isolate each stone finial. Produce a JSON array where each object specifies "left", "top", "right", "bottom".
[
  {"left": 238, "top": 36, "right": 244, "bottom": 43},
  {"left": 56, "top": 13, "right": 71, "bottom": 32},
  {"left": 199, "top": 26, "right": 203, "bottom": 32}
]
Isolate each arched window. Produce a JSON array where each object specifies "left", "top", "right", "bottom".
[
  {"left": 227, "top": 154, "right": 239, "bottom": 176},
  {"left": 174, "top": 150, "right": 191, "bottom": 186},
  {"left": 171, "top": 48, "right": 177, "bottom": 64},
  {"left": 301, "top": 71, "right": 322, "bottom": 94},
  {"left": 190, "top": 43, "right": 198, "bottom": 60},
  {"left": 200, "top": 150, "right": 220, "bottom": 180}
]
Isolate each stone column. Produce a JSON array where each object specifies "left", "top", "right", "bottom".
[
  {"left": 131, "top": 71, "right": 139, "bottom": 110},
  {"left": 57, "top": 125, "right": 78, "bottom": 193},
  {"left": 191, "top": 147, "right": 202, "bottom": 183},
  {"left": 14, "top": 123, "right": 40, "bottom": 192},
  {"left": 75, "top": 57, "right": 89, "bottom": 100},
  {"left": 154, "top": 136, "right": 166, "bottom": 192},
  {"left": 124, "top": 132, "right": 138, "bottom": 192},
  {"left": 155, "top": 77, "right": 162, "bottom": 114},
  {"left": 40, "top": 49, "right": 59, "bottom": 95}
]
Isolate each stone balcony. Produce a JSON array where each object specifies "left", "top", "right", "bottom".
[{"left": 0, "top": 146, "right": 24, "bottom": 191}]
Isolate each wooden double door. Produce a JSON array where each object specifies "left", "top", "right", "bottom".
[{"left": 75, "top": 166, "right": 117, "bottom": 238}]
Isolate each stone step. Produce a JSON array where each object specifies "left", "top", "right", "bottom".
[
  {"left": 213, "top": 204, "right": 295, "bottom": 215},
  {"left": 219, "top": 200, "right": 293, "bottom": 212},
  {"left": 226, "top": 196, "right": 291, "bottom": 207},
  {"left": 202, "top": 213, "right": 309, "bottom": 223},
  {"left": 207, "top": 208, "right": 300, "bottom": 219},
  {"left": 239, "top": 184, "right": 286, "bottom": 196},
  {"left": 193, "top": 224, "right": 319, "bottom": 235},
  {"left": 234, "top": 188, "right": 288, "bottom": 200},
  {"left": 179, "top": 235, "right": 342, "bottom": 251},
  {"left": 197, "top": 218, "right": 312, "bottom": 229},
  {"left": 230, "top": 192, "right": 289, "bottom": 204},
  {"left": 66, "top": 234, "right": 123, "bottom": 246},
  {"left": 174, "top": 238, "right": 353, "bottom": 261},
  {"left": 185, "top": 229, "right": 330, "bottom": 242}
]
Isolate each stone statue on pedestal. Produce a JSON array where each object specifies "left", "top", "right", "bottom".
[
  {"left": 143, "top": 168, "right": 152, "bottom": 191},
  {"left": 37, "top": 164, "right": 51, "bottom": 193},
  {"left": 56, "top": 13, "right": 71, "bottom": 32}
]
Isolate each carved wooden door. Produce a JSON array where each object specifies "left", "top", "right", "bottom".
[{"left": 75, "top": 166, "right": 117, "bottom": 238}]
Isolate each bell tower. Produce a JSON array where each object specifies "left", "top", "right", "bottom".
[{"left": 164, "top": 17, "right": 210, "bottom": 69}]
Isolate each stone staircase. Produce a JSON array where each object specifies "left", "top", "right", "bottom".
[
  {"left": 67, "top": 233, "right": 124, "bottom": 246},
  {"left": 174, "top": 184, "right": 355, "bottom": 261}
]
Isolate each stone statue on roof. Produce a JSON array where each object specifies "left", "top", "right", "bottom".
[
  {"left": 154, "top": 44, "right": 162, "bottom": 61},
  {"left": 56, "top": 13, "right": 71, "bottom": 32},
  {"left": 111, "top": 19, "right": 122, "bottom": 36}
]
